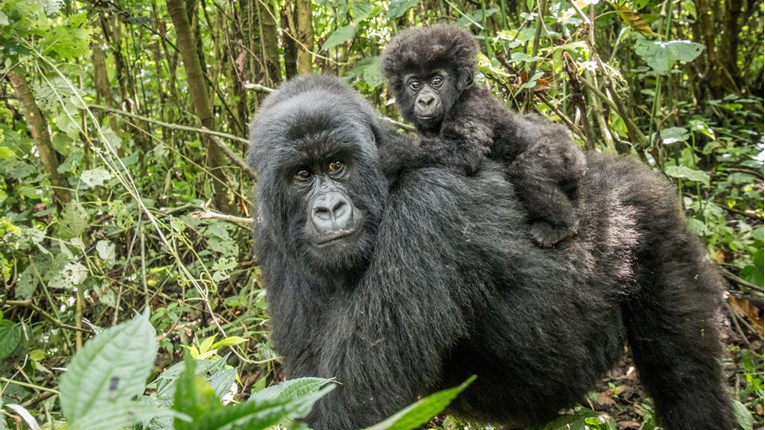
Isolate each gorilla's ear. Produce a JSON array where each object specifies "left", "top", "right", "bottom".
[
  {"left": 458, "top": 69, "right": 474, "bottom": 92},
  {"left": 369, "top": 119, "right": 384, "bottom": 148}
]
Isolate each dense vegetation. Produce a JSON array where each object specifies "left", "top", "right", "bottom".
[{"left": 0, "top": 0, "right": 762, "bottom": 428}]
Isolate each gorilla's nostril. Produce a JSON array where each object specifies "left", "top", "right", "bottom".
[{"left": 311, "top": 193, "right": 354, "bottom": 234}]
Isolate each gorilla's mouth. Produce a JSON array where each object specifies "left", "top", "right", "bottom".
[{"left": 313, "top": 228, "right": 359, "bottom": 247}]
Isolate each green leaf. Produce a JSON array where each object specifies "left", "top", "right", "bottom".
[
  {"left": 48, "top": 261, "right": 88, "bottom": 289},
  {"left": 351, "top": 1, "right": 378, "bottom": 22},
  {"left": 249, "top": 377, "right": 333, "bottom": 403},
  {"left": 634, "top": 38, "right": 704, "bottom": 75},
  {"left": 664, "top": 165, "right": 710, "bottom": 186},
  {"left": 16, "top": 265, "right": 39, "bottom": 299},
  {"left": 173, "top": 354, "right": 224, "bottom": 430},
  {"left": 80, "top": 168, "right": 111, "bottom": 189},
  {"left": 388, "top": 0, "right": 419, "bottom": 18},
  {"left": 0, "top": 320, "right": 21, "bottom": 360},
  {"left": 659, "top": 127, "right": 690, "bottom": 144},
  {"left": 0, "top": 146, "right": 16, "bottom": 159},
  {"left": 59, "top": 311, "right": 158, "bottom": 423},
  {"left": 347, "top": 56, "right": 385, "bottom": 88},
  {"left": 210, "top": 336, "right": 247, "bottom": 350},
  {"left": 95, "top": 240, "right": 116, "bottom": 261},
  {"left": 364, "top": 375, "right": 476, "bottom": 430},
  {"left": 732, "top": 400, "right": 754, "bottom": 430},
  {"left": 196, "top": 385, "right": 335, "bottom": 429},
  {"left": 321, "top": 25, "right": 359, "bottom": 51},
  {"left": 613, "top": 3, "right": 655, "bottom": 37},
  {"left": 69, "top": 403, "right": 173, "bottom": 430},
  {"left": 57, "top": 202, "right": 89, "bottom": 239}
]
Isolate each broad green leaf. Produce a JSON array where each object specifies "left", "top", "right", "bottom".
[
  {"left": 250, "top": 377, "right": 333, "bottom": 403},
  {"left": 0, "top": 146, "right": 16, "bottom": 159},
  {"left": 388, "top": 0, "right": 419, "bottom": 18},
  {"left": 664, "top": 165, "right": 710, "bottom": 186},
  {"left": 688, "top": 119, "right": 715, "bottom": 139},
  {"left": 364, "top": 375, "right": 476, "bottom": 430},
  {"left": 95, "top": 240, "right": 116, "bottom": 261},
  {"left": 101, "top": 128, "right": 122, "bottom": 152},
  {"left": 634, "top": 38, "right": 704, "bottom": 75},
  {"left": 732, "top": 400, "right": 754, "bottom": 430},
  {"left": 48, "top": 261, "right": 88, "bottom": 289},
  {"left": 321, "top": 25, "right": 359, "bottom": 51},
  {"left": 659, "top": 127, "right": 690, "bottom": 144},
  {"left": 57, "top": 201, "right": 88, "bottom": 239},
  {"left": 0, "top": 320, "right": 20, "bottom": 360},
  {"left": 347, "top": 56, "right": 385, "bottom": 88},
  {"left": 173, "top": 354, "right": 224, "bottom": 430},
  {"left": 69, "top": 403, "right": 172, "bottom": 430},
  {"left": 208, "top": 367, "right": 238, "bottom": 402},
  {"left": 81, "top": 168, "right": 111, "bottom": 189},
  {"left": 59, "top": 311, "right": 158, "bottom": 422},
  {"left": 352, "top": 1, "right": 378, "bottom": 21},
  {"left": 195, "top": 385, "right": 335, "bottom": 429},
  {"left": 15, "top": 265, "right": 39, "bottom": 299}
]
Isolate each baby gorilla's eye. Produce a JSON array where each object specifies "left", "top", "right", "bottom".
[
  {"left": 295, "top": 169, "right": 312, "bottom": 180},
  {"left": 431, "top": 75, "right": 443, "bottom": 87},
  {"left": 408, "top": 80, "right": 422, "bottom": 91},
  {"left": 328, "top": 160, "right": 345, "bottom": 174}
]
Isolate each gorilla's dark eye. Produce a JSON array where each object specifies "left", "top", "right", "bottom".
[
  {"left": 328, "top": 160, "right": 345, "bottom": 175},
  {"left": 408, "top": 80, "right": 422, "bottom": 91},
  {"left": 431, "top": 76, "right": 443, "bottom": 87},
  {"left": 295, "top": 169, "right": 312, "bottom": 180}
]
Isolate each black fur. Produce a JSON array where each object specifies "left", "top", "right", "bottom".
[
  {"left": 380, "top": 24, "right": 586, "bottom": 247},
  {"left": 248, "top": 75, "right": 733, "bottom": 430}
]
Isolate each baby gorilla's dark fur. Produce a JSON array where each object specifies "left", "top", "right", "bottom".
[
  {"left": 249, "top": 75, "right": 733, "bottom": 430},
  {"left": 381, "top": 24, "right": 586, "bottom": 247}
]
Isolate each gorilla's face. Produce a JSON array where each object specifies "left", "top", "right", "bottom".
[
  {"left": 249, "top": 86, "right": 387, "bottom": 275},
  {"left": 395, "top": 69, "right": 464, "bottom": 135}
]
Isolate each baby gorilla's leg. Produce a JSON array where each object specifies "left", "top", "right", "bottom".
[{"left": 509, "top": 139, "right": 586, "bottom": 248}]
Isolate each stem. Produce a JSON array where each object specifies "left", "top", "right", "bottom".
[{"left": 3, "top": 300, "right": 91, "bottom": 334}]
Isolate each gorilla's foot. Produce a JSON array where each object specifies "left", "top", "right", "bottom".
[{"left": 529, "top": 222, "right": 577, "bottom": 248}]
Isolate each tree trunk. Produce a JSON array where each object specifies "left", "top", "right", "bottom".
[
  {"left": 281, "top": 2, "right": 298, "bottom": 80},
  {"left": 719, "top": 0, "right": 742, "bottom": 91},
  {"left": 7, "top": 70, "right": 71, "bottom": 206},
  {"left": 259, "top": 0, "right": 282, "bottom": 85},
  {"left": 167, "top": 0, "right": 235, "bottom": 213},
  {"left": 295, "top": 0, "right": 313, "bottom": 74}
]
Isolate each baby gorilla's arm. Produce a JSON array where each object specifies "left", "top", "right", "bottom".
[{"left": 378, "top": 118, "right": 494, "bottom": 178}]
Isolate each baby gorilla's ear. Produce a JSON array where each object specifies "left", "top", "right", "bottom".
[{"left": 458, "top": 68, "right": 474, "bottom": 92}]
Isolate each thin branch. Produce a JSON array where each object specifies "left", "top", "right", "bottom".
[
  {"left": 191, "top": 210, "right": 253, "bottom": 225},
  {"left": 203, "top": 128, "right": 258, "bottom": 180},
  {"left": 722, "top": 269, "right": 765, "bottom": 294},
  {"left": 244, "top": 83, "right": 275, "bottom": 93},
  {"left": 89, "top": 104, "right": 249, "bottom": 144},
  {"left": 3, "top": 300, "right": 91, "bottom": 334}
]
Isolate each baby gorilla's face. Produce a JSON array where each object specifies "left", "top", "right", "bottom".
[{"left": 398, "top": 69, "right": 460, "bottom": 134}]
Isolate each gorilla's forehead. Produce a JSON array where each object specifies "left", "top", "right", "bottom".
[{"left": 252, "top": 98, "right": 375, "bottom": 167}]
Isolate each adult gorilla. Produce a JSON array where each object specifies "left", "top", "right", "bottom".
[{"left": 248, "top": 75, "right": 732, "bottom": 429}]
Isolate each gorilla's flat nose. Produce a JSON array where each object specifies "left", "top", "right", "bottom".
[
  {"left": 311, "top": 192, "right": 353, "bottom": 233},
  {"left": 417, "top": 93, "right": 435, "bottom": 107}
]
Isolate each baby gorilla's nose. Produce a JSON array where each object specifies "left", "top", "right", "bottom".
[{"left": 417, "top": 93, "right": 436, "bottom": 107}]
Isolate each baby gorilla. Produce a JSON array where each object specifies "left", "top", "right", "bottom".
[{"left": 381, "top": 24, "right": 585, "bottom": 247}]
